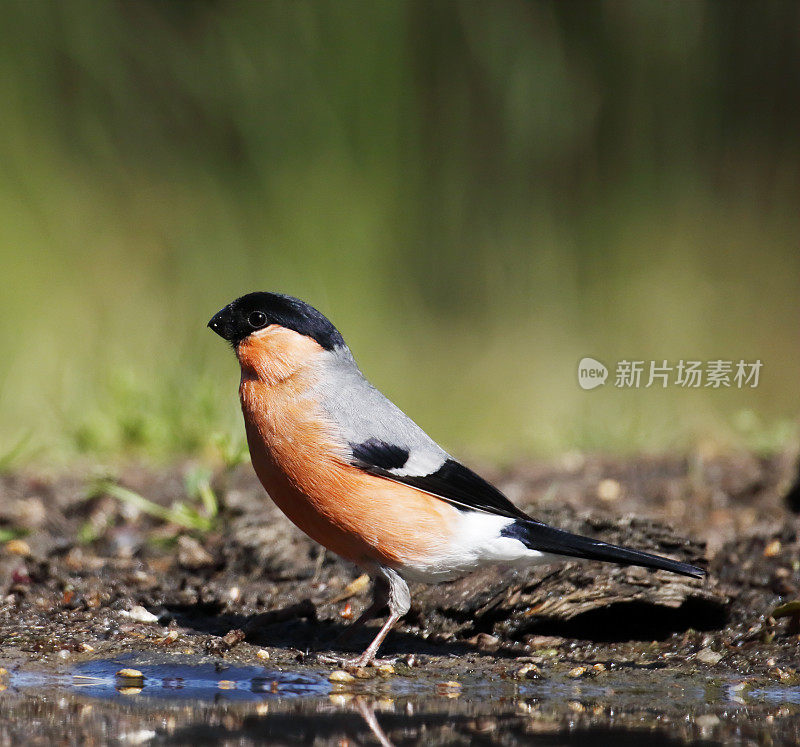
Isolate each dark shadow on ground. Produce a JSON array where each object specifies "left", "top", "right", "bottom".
[
  {"left": 163, "top": 601, "right": 491, "bottom": 660},
  {"left": 521, "top": 597, "right": 729, "bottom": 642}
]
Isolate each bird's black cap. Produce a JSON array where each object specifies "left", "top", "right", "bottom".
[{"left": 208, "top": 292, "right": 345, "bottom": 350}]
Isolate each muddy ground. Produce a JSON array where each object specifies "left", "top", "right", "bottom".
[{"left": 1, "top": 451, "right": 800, "bottom": 743}]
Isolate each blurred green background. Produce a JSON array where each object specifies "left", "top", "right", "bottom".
[{"left": 0, "top": 1, "right": 797, "bottom": 466}]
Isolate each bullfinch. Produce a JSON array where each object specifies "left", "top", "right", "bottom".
[{"left": 208, "top": 292, "right": 704, "bottom": 666}]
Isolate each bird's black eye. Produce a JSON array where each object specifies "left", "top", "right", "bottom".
[{"left": 248, "top": 311, "right": 267, "bottom": 329}]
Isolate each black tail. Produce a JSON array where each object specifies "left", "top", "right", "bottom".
[{"left": 502, "top": 519, "right": 705, "bottom": 578}]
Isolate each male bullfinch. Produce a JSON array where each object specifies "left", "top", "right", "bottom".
[{"left": 208, "top": 292, "right": 705, "bottom": 666}]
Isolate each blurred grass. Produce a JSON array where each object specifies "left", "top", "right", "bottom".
[{"left": 0, "top": 1, "right": 797, "bottom": 465}]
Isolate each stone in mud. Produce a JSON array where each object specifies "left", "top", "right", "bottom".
[{"left": 177, "top": 536, "right": 215, "bottom": 570}]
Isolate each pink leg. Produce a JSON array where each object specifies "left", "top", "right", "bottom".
[
  {"left": 349, "top": 568, "right": 410, "bottom": 667},
  {"left": 334, "top": 575, "right": 389, "bottom": 645}
]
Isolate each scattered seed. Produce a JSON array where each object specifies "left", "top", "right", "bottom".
[
  {"left": 327, "top": 573, "right": 371, "bottom": 604},
  {"left": 764, "top": 540, "right": 782, "bottom": 557},
  {"left": 4, "top": 539, "right": 30, "bottom": 556},
  {"left": 157, "top": 630, "right": 179, "bottom": 645}
]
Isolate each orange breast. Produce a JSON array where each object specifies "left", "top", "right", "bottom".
[{"left": 239, "top": 373, "right": 459, "bottom": 569}]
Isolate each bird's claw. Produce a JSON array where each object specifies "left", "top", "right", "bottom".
[{"left": 314, "top": 652, "right": 397, "bottom": 670}]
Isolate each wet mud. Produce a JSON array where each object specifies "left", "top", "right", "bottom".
[{"left": 1, "top": 451, "right": 799, "bottom": 743}]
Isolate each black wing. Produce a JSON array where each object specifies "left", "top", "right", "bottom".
[{"left": 350, "top": 445, "right": 532, "bottom": 521}]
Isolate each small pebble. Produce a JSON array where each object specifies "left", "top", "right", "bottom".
[
  {"left": 79, "top": 643, "right": 95, "bottom": 653},
  {"left": 515, "top": 664, "right": 541, "bottom": 680},
  {"left": 329, "top": 670, "right": 355, "bottom": 683},
  {"left": 256, "top": 649, "right": 270, "bottom": 661},
  {"left": 177, "top": 535, "right": 214, "bottom": 570},
  {"left": 469, "top": 633, "right": 501, "bottom": 652},
  {"left": 158, "top": 630, "right": 179, "bottom": 644},
  {"left": 376, "top": 663, "right": 395, "bottom": 677},
  {"left": 121, "top": 606, "right": 159, "bottom": 624},
  {"left": 597, "top": 479, "right": 621, "bottom": 502},
  {"left": 695, "top": 647, "right": 723, "bottom": 665},
  {"left": 222, "top": 629, "right": 246, "bottom": 648},
  {"left": 116, "top": 668, "right": 144, "bottom": 679},
  {"left": 568, "top": 667, "right": 587, "bottom": 678},
  {"left": 696, "top": 714, "right": 720, "bottom": 732},
  {"left": 592, "top": 663, "right": 606, "bottom": 673},
  {"left": 352, "top": 667, "right": 374, "bottom": 679},
  {"left": 58, "top": 649, "right": 71, "bottom": 659},
  {"left": 117, "top": 730, "right": 155, "bottom": 745}
]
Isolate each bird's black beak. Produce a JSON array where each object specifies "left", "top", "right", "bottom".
[{"left": 208, "top": 307, "right": 234, "bottom": 341}]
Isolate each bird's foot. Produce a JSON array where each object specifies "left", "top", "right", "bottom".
[{"left": 314, "top": 652, "right": 397, "bottom": 670}]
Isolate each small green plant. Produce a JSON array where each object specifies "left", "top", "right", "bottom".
[
  {"left": 96, "top": 467, "right": 220, "bottom": 533},
  {"left": 0, "top": 432, "right": 35, "bottom": 473},
  {"left": 183, "top": 466, "right": 219, "bottom": 523},
  {"left": 211, "top": 432, "right": 250, "bottom": 470},
  {"left": 0, "top": 527, "right": 29, "bottom": 543}
]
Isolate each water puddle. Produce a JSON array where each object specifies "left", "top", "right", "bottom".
[
  {"left": 65, "top": 659, "right": 329, "bottom": 701},
  {"left": 2, "top": 657, "right": 800, "bottom": 744}
]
